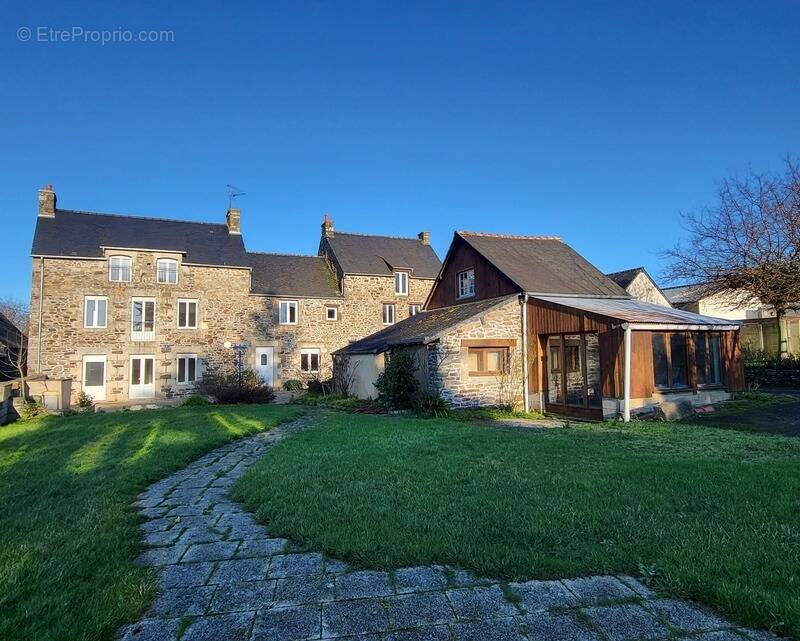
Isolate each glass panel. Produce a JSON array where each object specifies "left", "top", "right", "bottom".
[
  {"left": 144, "top": 302, "right": 155, "bottom": 331},
  {"left": 131, "top": 358, "right": 141, "bottom": 385},
  {"left": 178, "top": 302, "right": 186, "bottom": 327},
  {"left": 547, "top": 336, "right": 563, "bottom": 404},
  {"left": 188, "top": 358, "right": 196, "bottom": 382},
  {"left": 289, "top": 303, "right": 296, "bottom": 323},
  {"left": 697, "top": 334, "right": 722, "bottom": 385},
  {"left": 260, "top": 353, "right": 268, "bottom": 366},
  {"left": 564, "top": 334, "right": 584, "bottom": 405},
  {"left": 485, "top": 350, "right": 501, "bottom": 373},
  {"left": 279, "top": 303, "right": 287, "bottom": 324},
  {"left": 710, "top": 334, "right": 721, "bottom": 384},
  {"left": 132, "top": 301, "right": 143, "bottom": 331},
  {"left": 670, "top": 333, "right": 688, "bottom": 387},
  {"left": 188, "top": 302, "right": 196, "bottom": 327},
  {"left": 85, "top": 361, "right": 104, "bottom": 387},
  {"left": 652, "top": 334, "right": 669, "bottom": 388},
  {"left": 158, "top": 260, "right": 177, "bottom": 283},
  {"left": 585, "top": 332, "right": 602, "bottom": 408},
  {"left": 144, "top": 358, "right": 154, "bottom": 385},
  {"left": 178, "top": 358, "right": 186, "bottom": 383},
  {"left": 468, "top": 349, "right": 480, "bottom": 372},
  {"left": 97, "top": 299, "right": 106, "bottom": 325},
  {"left": 310, "top": 352, "right": 319, "bottom": 371},
  {"left": 85, "top": 299, "right": 96, "bottom": 326}
]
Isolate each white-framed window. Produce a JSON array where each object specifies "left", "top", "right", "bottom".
[
  {"left": 394, "top": 271, "right": 409, "bottom": 296},
  {"left": 457, "top": 268, "right": 475, "bottom": 299},
  {"left": 300, "top": 348, "right": 320, "bottom": 373},
  {"left": 279, "top": 300, "right": 298, "bottom": 325},
  {"left": 131, "top": 298, "right": 156, "bottom": 341},
  {"left": 382, "top": 303, "right": 396, "bottom": 325},
  {"left": 326, "top": 306, "right": 338, "bottom": 321},
  {"left": 84, "top": 296, "right": 108, "bottom": 328},
  {"left": 156, "top": 258, "right": 178, "bottom": 284},
  {"left": 109, "top": 256, "right": 132, "bottom": 282},
  {"left": 176, "top": 354, "right": 199, "bottom": 384},
  {"left": 177, "top": 299, "right": 198, "bottom": 329},
  {"left": 409, "top": 304, "right": 421, "bottom": 316}
]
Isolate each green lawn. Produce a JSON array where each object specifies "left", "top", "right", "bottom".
[
  {"left": 0, "top": 404, "right": 302, "bottom": 641},
  {"left": 235, "top": 413, "right": 800, "bottom": 637}
]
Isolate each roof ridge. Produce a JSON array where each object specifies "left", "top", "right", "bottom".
[
  {"left": 457, "top": 230, "right": 563, "bottom": 241},
  {"left": 247, "top": 250, "right": 323, "bottom": 259},
  {"left": 606, "top": 266, "right": 645, "bottom": 277},
  {"left": 57, "top": 208, "right": 227, "bottom": 228},
  {"left": 335, "top": 231, "right": 421, "bottom": 241}
]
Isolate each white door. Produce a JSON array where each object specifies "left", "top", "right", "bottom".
[
  {"left": 254, "top": 347, "right": 274, "bottom": 386},
  {"left": 130, "top": 355, "right": 156, "bottom": 399},
  {"left": 82, "top": 355, "right": 106, "bottom": 402}
]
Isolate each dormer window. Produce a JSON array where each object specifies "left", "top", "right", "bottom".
[
  {"left": 157, "top": 258, "right": 178, "bottom": 284},
  {"left": 109, "top": 256, "right": 132, "bottom": 283},
  {"left": 457, "top": 269, "right": 475, "bottom": 299},
  {"left": 394, "top": 271, "right": 409, "bottom": 296}
]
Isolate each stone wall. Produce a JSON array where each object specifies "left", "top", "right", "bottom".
[{"left": 626, "top": 272, "right": 671, "bottom": 307}]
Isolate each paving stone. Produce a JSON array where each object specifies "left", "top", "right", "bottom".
[
  {"left": 143, "top": 530, "right": 181, "bottom": 547},
  {"left": 209, "top": 580, "right": 276, "bottom": 613},
  {"left": 394, "top": 566, "right": 449, "bottom": 594},
  {"left": 174, "top": 515, "right": 215, "bottom": 529},
  {"left": 268, "top": 552, "right": 325, "bottom": 578},
  {"left": 562, "top": 576, "right": 637, "bottom": 605},
  {"left": 446, "top": 585, "right": 518, "bottom": 620},
  {"left": 210, "top": 557, "right": 271, "bottom": 583},
  {"left": 336, "top": 570, "right": 393, "bottom": 599},
  {"left": 617, "top": 575, "right": 656, "bottom": 598},
  {"left": 522, "top": 610, "right": 600, "bottom": 641},
  {"left": 140, "top": 507, "right": 169, "bottom": 519},
  {"left": 141, "top": 518, "right": 179, "bottom": 534},
  {"left": 508, "top": 579, "right": 576, "bottom": 612},
  {"left": 252, "top": 604, "right": 321, "bottom": 640},
  {"left": 385, "top": 626, "right": 451, "bottom": 641},
  {"left": 227, "top": 525, "right": 270, "bottom": 540},
  {"left": 235, "top": 537, "right": 288, "bottom": 558},
  {"left": 158, "top": 561, "right": 214, "bottom": 589},
  {"left": 322, "top": 599, "right": 389, "bottom": 637},
  {"left": 583, "top": 604, "right": 669, "bottom": 641},
  {"left": 216, "top": 513, "right": 257, "bottom": 529},
  {"left": 694, "top": 633, "right": 750, "bottom": 641},
  {"left": 182, "top": 541, "right": 239, "bottom": 563},
  {"left": 164, "top": 505, "right": 206, "bottom": 517},
  {"left": 275, "top": 574, "right": 336, "bottom": 605},
  {"left": 119, "top": 617, "right": 180, "bottom": 641},
  {"left": 447, "top": 568, "right": 490, "bottom": 587},
  {"left": 743, "top": 630, "right": 782, "bottom": 640},
  {"left": 137, "top": 545, "right": 187, "bottom": 566},
  {"left": 181, "top": 612, "right": 256, "bottom": 641},
  {"left": 150, "top": 585, "right": 216, "bottom": 616},
  {"left": 387, "top": 592, "right": 456, "bottom": 628},
  {"left": 324, "top": 558, "right": 351, "bottom": 574},
  {"left": 646, "top": 598, "right": 729, "bottom": 632},
  {"left": 450, "top": 617, "right": 527, "bottom": 641},
  {"left": 178, "top": 526, "right": 225, "bottom": 545}
]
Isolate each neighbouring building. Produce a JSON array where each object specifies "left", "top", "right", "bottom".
[
  {"left": 663, "top": 283, "right": 800, "bottom": 356},
  {"left": 339, "top": 231, "right": 745, "bottom": 419},
  {"left": 606, "top": 267, "right": 672, "bottom": 308},
  {"left": 27, "top": 186, "right": 440, "bottom": 403},
  {"left": 0, "top": 311, "right": 26, "bottom": 381}
]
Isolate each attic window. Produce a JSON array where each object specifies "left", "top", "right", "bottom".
[
  {"left": 457, "top": 269, "right": 475, "bottom": 299},
  {"left": 157, "top": 259, "right": 178, "bottom": 284},
  {"left": 109, "top": 256, "right": 131, "bottom": 283},
  {"left": 394, "top": 271, "right": 409, "bottom": 296},
  {"left": 326, "top": 306, "right": 338, "bottom": 321}
]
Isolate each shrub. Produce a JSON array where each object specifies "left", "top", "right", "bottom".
[
  {"left": 307, "top": 378, "right": 333, "bottom": 394},
  {"left": 283, "top": 379, "right": 303, "bottom": 391},
  {"left": 181, "top": 394, "right": 210, "bottom": 407},
  {"left": 196, "top": 369, "right": 276, "bottom": 404},
  {"left": 77, "top": 391, "right": 94, "bottom": 409},
  {"left": 414, "top": 390, "right": 449, "bottom": 418},
  {"left": 375, "top": 350, "right": 419, "bottom": 410},
  {"left": 19, "top": 399, "right": 45, "bottom": 421}
]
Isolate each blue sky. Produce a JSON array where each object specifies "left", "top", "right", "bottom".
[{"left": 2, "top": 1, "right": 799, "bottom": 302}]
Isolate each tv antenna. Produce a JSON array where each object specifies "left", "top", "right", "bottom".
[{"left": 226, "top": 184, "right": 246, "bottom": 209}]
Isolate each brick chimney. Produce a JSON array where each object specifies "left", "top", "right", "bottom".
[
  {"left": 226, "top": 207, "right": 241, "bottom": 234},
  {"left": 38, "top": 184, "right": 56, "bottom": 217},
  {"left": 418, "top": 230, "right": 430, "bottom": 245},
  {"left": 321, "top": 213, "right": 334, "bottom": 239}
]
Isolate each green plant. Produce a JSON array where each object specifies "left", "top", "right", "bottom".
[
  {"left": 18, "top": 399, "right": 45, "bottom": 421},
  {"left": 196, "top": 369, "right": 276, "bottom": 404},
  {"left": 76, "top": 391, "right": 94, "bottom": 409},
  {"left": 414, "top": 390, "right": 449, "bottom": 417},
  {"left": 181, "top": 394, "right": 210, "bottom": 407},
  {"left": 374, "top": 350, "right": 419, "bottom": 410},
  {"left": 283, "top": 379, "right": 303, "bottom": 391}
]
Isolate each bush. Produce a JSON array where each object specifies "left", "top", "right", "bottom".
[
  {"left": 307, "top": 378, "right": 333, "bottom": 394},
  {"left": 414, "top": 390, "right": 449, "bottom": 418},
  {"left": 375, "top": 350, "right": 419, "bottom": 410},
  {"left": 181, "top": 394, "right": 210, "bottom": 407},
  {"left": 19, "top": 399, "right": 45, "bottom": 421},
  {"left": 283, "top": 379, "right": 303, "bottom": 391},
  {"left": 196, "top": 369, "right": 276, "bottom": 404},
  {"left": 77, "top": 391, "right": 94, "bottom": 409}
]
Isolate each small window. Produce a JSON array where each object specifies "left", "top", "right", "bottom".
[
  {"left": 409, "top": 304, "right": 421, "bottom": 316},
  {"left": 468, "top": 347, "right": 508, "bottom": 376},
  {"left": 279, "top": 301, "right": 298, "bottom": 325},
  {"left": 177, "top": 299, "right": 198, "bottom": 329},
  {"left": 157, "top": 258, "right": 178, "bottom": 284},
  {"left": 177, "top": 354, "right": 199, "bottom": 384},
  {"left": 652, "top": 332, "right": 689, "bottom": 390},
  {"left": 457, "top": 269, "right": 475, "bottom": 299},
  {"left": 382, "top": 303, "right": 396, "bottom": 325},
  {"left": 260, "top": 354, "right": 268, "bottom": 366},
  {"left": 109, "top": 256, "right": 131, "bottom": 282},
  {"left": 394, "top": 271, "right": 409, "bottom": 296},
  {"left": 131, "top": 298, "right": 156, "bottom": 341},
  {"left": 695, "top": 333, "right": 723, "bottom": 386},
  {"left": 326, "top": 306, "right": 338, "bottom": 321},
  {"left": 300, "top": 348, "right": 320, "bottom": 373},
  {"left": 84, "top": 296, "right": 108, "bottom": 328}
]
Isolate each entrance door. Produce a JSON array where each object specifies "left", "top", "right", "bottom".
[
  {"left": 254, "top": 347, "right": 274, "bottom": 386},
  {"left": 82, "top": 355, "right": 106, "bottom": 401},
  {"left": 129, "top": 355, "right": 156, "bottom": 399},
  {"left": 544, "top": 333, "right": 602, "bottom": 419}
]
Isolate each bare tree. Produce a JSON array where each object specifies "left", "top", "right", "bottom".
[
  {"left": 0, "top": 301, "right": 29, "bottom": 400},
  {"left": 663, "top": 158, "right": 800, "bottom": 364},
  {"left": 0, "top": 298, "right": 29, "bottom": 334}
]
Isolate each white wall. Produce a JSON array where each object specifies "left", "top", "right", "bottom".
[{"left": 347, "top": 353, "right": 385, "bottom": 399}]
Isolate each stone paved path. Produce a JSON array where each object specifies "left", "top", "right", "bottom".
[{"left": 119, "top": 415, "right": 775, "bottom": 641}]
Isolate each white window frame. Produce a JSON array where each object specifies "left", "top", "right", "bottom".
[
  {"left": 409, "top": 304, "right": 421, "bottom": 317},
  {"left": 394, "top": 271, "right": 409, "bottom": 296},
  {"left": 84, "top": 296, "right": 108, "bottom": 328},
  {"left": 457, "top": 268, "right": 476, "bottom": 299},
  {"left": 176, "top": 353, "right": 199, "bottom": 385},
  {"left": 176, "top": 298, "right": 198, "bottom": 329},
  {"left": 382, "top": 303, "right": 396, "bottom": 325},
  {"left": 300, "top": 348, "right": 320, "bottom": 373},
  {"left": 326, "top": 306, "right": 338, "bottom": 321},
  {"left": 156, "top": 258, "right": 178, "bottom": 284},
  {"left": 279, "top": 300, "right": 298, "bottom": 325},
  {"left": 108, "top": 255, "right": 132, "bottom": 283},
  {"left": 131, "top": 297, "right": 156, "bottom": 341}
]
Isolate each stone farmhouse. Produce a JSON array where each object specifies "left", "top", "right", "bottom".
[
  {"left": 27, "top": 186, "right": 440, "bottom": 403},
  {"left": 606, "top": 267, "right": 672, "bottom": 308}
]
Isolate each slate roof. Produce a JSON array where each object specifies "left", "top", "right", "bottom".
[
  {"left": 31, "top": 209, "right": 249, "bottom": 268},
  {"left": 248, "top": 253, "right": 341, "bottom": 298},
  {"left": 606, "top": 267, "right": 645, "bottom": 289},
  {"left": 457, "top": 232, "right": 628, "bottom": 297},
  {"left": 662, "top": 283, "right": 714, "bottom": 305},
  {"left": 335, "top": 296, "right": 517, "bottom": 354},
  {"left": 324, "top": 232, "right": 441, "bottom": 278}
]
